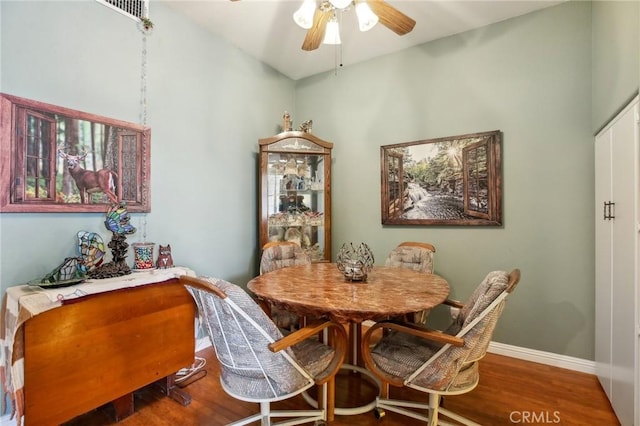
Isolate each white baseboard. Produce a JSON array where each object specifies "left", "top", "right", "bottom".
[
  {"left": 364, "top": 320, "right": 595, "bottom": 374},
  {"left": 488, "top": 341, "right": 596, "bottom": 375}
]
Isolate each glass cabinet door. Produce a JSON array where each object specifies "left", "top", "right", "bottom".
[{"left": 259, "top": 132, "right": 332, "bottom": 262}]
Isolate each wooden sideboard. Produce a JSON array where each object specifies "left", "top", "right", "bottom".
[{"left": 22, "top": 278, "right": 195, "bottom": 425}]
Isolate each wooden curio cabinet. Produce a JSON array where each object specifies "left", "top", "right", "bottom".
[{"left": 259, "top": 131, "right": 333, "bottom": 262}]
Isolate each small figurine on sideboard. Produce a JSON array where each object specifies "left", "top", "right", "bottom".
[{"left": 156, "top": 244, "right": 174, "bottom": 269}]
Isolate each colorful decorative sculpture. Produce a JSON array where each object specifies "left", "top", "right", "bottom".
[
  {"left": 77, "top": 231, "right": 105, "bottom": 272},
  {"left": 30, "top": 256, "right": 86, "bottom": 287},
  {"left": 104, "top": 202, "right": 136, "bottom": 235},
  {"left": 89, "top": 202, "right": 137, "bottom": 279},
  {"left": 132, "top": 242, "right": 155, "bottom": 270},
  {"left": 28, "top": 204, "right": 136, "bottom": 285},
  {"left": 28, "top": 232, "right": 106, "bottom": 288}
]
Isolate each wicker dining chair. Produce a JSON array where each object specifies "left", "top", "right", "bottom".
[
  {"left": 259, "top": 241, "right": 312, "bottom": 329},
  {"left": 180, "top": 275, "right": 347, "bottom": 425},
  {"left": 384, "top": 241, "right": 436, "bottom": 274},
  {"left": 260, "top": 241, "right": 312, "bottom": 274},
  {"left": 361, "top": 269, "right": 521, "bottom": 426},
  {"left": 384, "top": 241, "right": 436, "bottom": 324}
]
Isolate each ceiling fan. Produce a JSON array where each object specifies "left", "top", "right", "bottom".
[{"left": 293, "top": 0, "right": 417, "bottom": 51}]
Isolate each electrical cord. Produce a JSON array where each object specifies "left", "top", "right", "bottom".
[{"left": 175, "top": 356, "right": 207, "bottom": 387}]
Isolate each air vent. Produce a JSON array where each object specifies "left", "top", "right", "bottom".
[{"left": 96, "top": 0, "right": 148, "bottom": 21}]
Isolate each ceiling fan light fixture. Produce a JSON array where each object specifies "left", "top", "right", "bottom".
[
  {"left": 293, "top": 0, "right": 317, "bottom": 29},
  {"left": 322, "top": 17, "right": 341, "bottom": 45},
  {"left": 355, "top": 1, "right": 378, "bottom": 32},
  {"left": 329, "top": 0, "right": 352, "bottom": 9}
]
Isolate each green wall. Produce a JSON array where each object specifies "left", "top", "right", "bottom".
[
  {"left": 0, "top": 1, "right": 294, "bottom": 289},
  {"left": 592, "top": 0, "right": 640, "bottom": 132},
  {"left": 295, "top": 0, "right": 596, "bottom": 359},
  {"left": 291, "top": 0, "right": 639, "bottom": 359}
]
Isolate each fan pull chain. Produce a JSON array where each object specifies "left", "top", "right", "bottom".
[
  {"left": 334, "top": 43, "right": 343, "bottom": 76},
  {"left": 139, "top": 27, "right": 148, "bottom": 126},
  {"left": 138, "top": 20, "right": 151, "bottom": 240},
  {"left": 334, "top": 10, "right": 344, "bottom": 76},
  {"left": 142, "top": 214, "right": 148, "bottom": 242}
]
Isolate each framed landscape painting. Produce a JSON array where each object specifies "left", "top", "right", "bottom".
[{"left": 381, "top": 130, "right": 502, "bottom": 226}]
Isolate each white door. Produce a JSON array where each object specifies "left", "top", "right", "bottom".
[
  {"left": 595, "top": 96, "right": 639, "bottom": 426},
  {"left": 594, "top": 128, "right": 613, "bottom": 398},
  {"left": 609, "top": 100, "right": 637, "bottom": 426},
  {"left": 634, "top": 101, "right": 640, "bottom": 426}
]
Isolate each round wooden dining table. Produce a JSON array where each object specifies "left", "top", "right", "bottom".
[
  {"left": 247, "top": 262, "right": 450, "bottom": 325},
  {"left": 247, "top": 262, "right": 450, "bottom": 416}
]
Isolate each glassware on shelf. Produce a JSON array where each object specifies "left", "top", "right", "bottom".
[{"left": 259, "top": 126, "right": 333, "bottom": 263}]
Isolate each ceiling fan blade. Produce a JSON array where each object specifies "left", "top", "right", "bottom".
[
  {"left": 367, "top": 0, "right": 416, "bottom": 36},
  {"left": 302, "top": 9, "right": 331, "bottom": 51}
]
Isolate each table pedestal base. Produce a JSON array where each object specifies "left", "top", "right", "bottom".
[{"left": 302, "top": 364, "right": 381, "bottom": 416}]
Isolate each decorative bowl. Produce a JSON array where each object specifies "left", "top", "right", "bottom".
[{"left": 337, "top": 242, "right": 375, "bottom": 282}]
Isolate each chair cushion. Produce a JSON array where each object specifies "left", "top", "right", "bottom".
[
  {"left": 384, "top": 245, "right": 434, "bottom": 273},
  {"left": 371, "top": 314, "right": 495, "bottom": 392},
  {"left": 290, "top": 335, "right": 336, "bottom": 378},
  {"left": 446, "top": 270, "right": 509, "bottom": 335},
  {"left": 371, "top": 332, "right": 441, "bottom": 379},
  {"left": 371, "top": 270, "right": 509, "bottom": 392},
  {"left": 260, "top": 244, "right": 311, "bottom": 274}
]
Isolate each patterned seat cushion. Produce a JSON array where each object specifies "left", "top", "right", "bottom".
[
  {"left": 260, "top": 244, "right": 311, "bottom": 274},
  {"left": 370, "top": 271, "right": 509, "bottom": 392},
  {"left": 187, "top": 277, "right": 335, "bottom": 400},
  {"left": 384, "top": 245, "right": 434, "bottom": 273},
  {"left": 445, "top": 270, "right": 509, "bottom": 335},
  {"left": 371, "top": 331, "right": 442, "bottom": 379},
  {"left": 289, "top": 334, "right": 336, "bottom": 378}
]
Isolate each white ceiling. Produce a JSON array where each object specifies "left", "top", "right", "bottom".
[{"left": 163, "top": 0, "right": 564, "bottom": 81}]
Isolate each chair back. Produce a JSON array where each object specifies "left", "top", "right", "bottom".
[
  {"left": 260, "top": 241, "right": 311, "bottom": 274},
  {"left": 406, "top": 270, "right": 520, "bottom": 392},
  {"left": 184, "top": 277, "right": 315, "bottom": 400},
  {"left": 384, "top": 241, "right": 435, "bottom": 273}
]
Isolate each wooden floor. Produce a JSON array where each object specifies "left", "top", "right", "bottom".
[{"left": 64, "top": 345, "right": 620, "bottom": 426}]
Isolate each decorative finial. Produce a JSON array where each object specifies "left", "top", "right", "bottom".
[
  {"left": 298, "top": 119, "right": 313, "bottom": 133},
  {"left": 283, "top": 111, "right": 292, "bottom": 132}
]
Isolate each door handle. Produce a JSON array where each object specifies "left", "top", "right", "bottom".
[{"left": 603, "top": 202, "right": 615, "bottom": 220}]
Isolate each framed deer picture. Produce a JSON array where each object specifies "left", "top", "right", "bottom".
[{"left": 0, "top": 93, "right": 151, "bottom": 213}]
